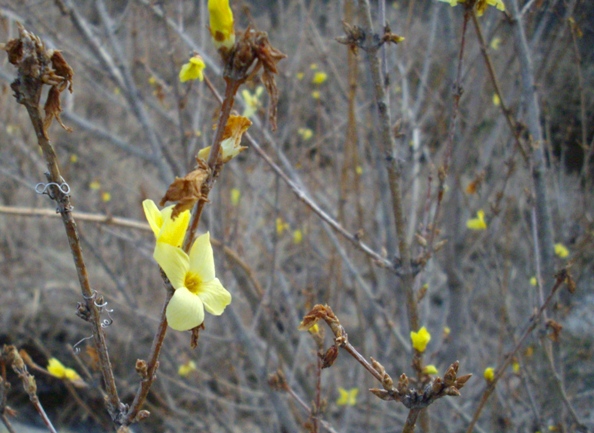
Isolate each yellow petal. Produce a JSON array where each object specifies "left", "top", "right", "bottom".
[
  {"left": 230, "top": 188, "right": 241, "bottom": 206},
  {"left": 410, "top": 326, "right": 431, "bottom": 352},
  {"left": 143, "top": 199, "right": 163, "bottom": 238},
  {"left": 312, "top": 71, "right": 328, "bottom": 85},
  {"left": 423, "top": 365, "right": 438, "bottom": 375},
  {"left": 47, "top": 358, "right": 67, "bottom": 379},
  {"left": 293, "top": 229, "right": 303, "bottom": 245},
  {"left": 167, "top": 287, "right": 205, "bottom": 331},
  {"left": 189, "top": 233, "right": 216, "bottom": 282},
  {"left": 64, "top": 368, "right": 81, "bottom": 381},
  {"left": 336, "top": 387, "right": 358, "bottom": 406},
  {"left": 158, "top": 206, "right": 190, "bottom": 247},
  {"left": 198, "top": 277, "right": 232, "bottom": 316},
  {"left": 179, "top": 56, "right": 205, "bottom": 83},
  {"left": 554, "top": 243, "right": 569, "bottom": 258},
  {"left": 208, "top": 0, "right": 235, "bottom": 49},
  {"left": 530, "top": 276, "right": 538, "bottom": 286},
  {"left": 154, "top": 243, "right": 189, "bottom": 289},
  {"left": 484, "top": 367, "right": 495, "bottom": 382},
  {"left": 178, "top": 360, "right": 197, "bottom": 377},
  {"left": 466, "top": 209, "right": 487, "bottom": 230}
]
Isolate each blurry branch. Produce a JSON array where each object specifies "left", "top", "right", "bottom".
[
  {"left": 509, "top": 0, "right": 555, "bottom": 276},
  {"left": 2, "top": 24, "right": 124, "bottom": 422},
  {"left": 356, "top": 0, "right": 418, "bottom": 331},
  {"left": 299, "top": 305, "right": 472, "bottom": 433},
  {"left": 2, "top": 346, "right": 57, "bottom": 433},
  {"left": 0, "top": 204, "right": 264, "bottom": 302},
  {"left": 56, "top": 0, "right": 174, "bottom": 184},
  {"left": 470, "top": 11, "right": 529, "bottom": 163},
  {"left": 465, "top": 268, "right": 578, "bottom": 433}
]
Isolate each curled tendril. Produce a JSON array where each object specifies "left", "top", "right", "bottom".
[
  {"left": 73, "top": 334, "right": 94, "bottom": 354},
  {"left": 83, "top": 290, "right": 97, "bottom": 300},
  {"left": 35, "top": 181, "right": 70, "bottom": 199}
]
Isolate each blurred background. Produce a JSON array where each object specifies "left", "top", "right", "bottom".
[{"left": 0, "top": 0, "right": 593, "bottom": 432}]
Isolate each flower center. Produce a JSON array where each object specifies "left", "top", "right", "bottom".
[{"left": 184, "top": 272, "right": 202, "bottom": 294}]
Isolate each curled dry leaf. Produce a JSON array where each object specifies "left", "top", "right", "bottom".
[
  {"left": 160, "top": 164, "right": 209, "bottom": 219},
  {"left": 320, "top": 345, "right": 339, "bottom": 369},
  {"left": 198, "top": 115, "right": 251, "bottom": 164},
  {"left": 44, "top": 86, "right": 72, "bottom": 132}
]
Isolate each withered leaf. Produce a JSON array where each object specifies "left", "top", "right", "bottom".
[{"left": 160, "top": 167, "right": 209, "bottom": 219}]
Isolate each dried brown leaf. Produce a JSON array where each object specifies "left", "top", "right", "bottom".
[{"left": 160, "top": 167, "right": 209, "bottom": 219}]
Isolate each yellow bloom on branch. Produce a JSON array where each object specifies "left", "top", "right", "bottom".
[
  {"left": 336, "top": 387, "right": 358, "bottom": 406},
  {"left": 484, "top": 367, "right": 495, "bottom": 382},
  {"left": 423, "top": 365, "right": 438, "bottom": 375},
  {"left": 47, "top": 358, "right": 81, "bottom": 381},
  {"left": 154, "top": 232, "right": 231, "bottom": 331},
  {"left": 178, "top": 360, "right": 197, "bottom": 377},
  {"left": 466, "top": 209, "right": 487, "bottom": 230},
  {"left": 312, "top": 71, "right": 328, "bottom": 85},
  {"left": 143, "top": 199, "right": 190, "bottom": 249},
  {"left": 179, "top": 55, "right": 206, "bottom": 83},
  {"left": 438, "top": 0, "right": 505, "bottom": 16},
  {"left": 411, "top": 326, "right": 431, "bottom": 353},
  {"left": 554, "top": 243, "right": 569, "bottom": 258},
  {"left": 208, "top": 0, "right": 235, "bottom": 49},
  {"left": 198, "top": 115, "right": 251, "bottom": 163},
  {"left": 241, "top": 86, "right": 264, "bottom": 118}
]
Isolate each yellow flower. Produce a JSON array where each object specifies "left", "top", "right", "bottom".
[
  {"left": 530, "top": 276, "right": 538, "bottom": 286},
  {"left": 490, "top": 37, "right": 501, "bottom": 50},
  {"left": 311, "top": 90, "right": 321, "bottom": 100},
  {"left": 493, "top": 93, "right": 501, "bottom": 107},
  {"left": 309, "top": 63, "right": 318, "bottom": 70},
  {"left": 276, "top": 217, "right": 289, "bottom": 235},
  {"left": 198, "top": 115, "right": 251, "bottom": 163},
  {"left": 296, "top": 72, "right": 304, "bottom": 80},
  {"left": 484, "top": 367, "right": 495, "bottom": 382},
  {"left": 89, "top": 180, "right": 101, "bottom": 190},
  {"left": 69, "top": 154, "right": 78, "bottom": 163},
  {"left": 154, "top": 232, "right": 231, "bottom": 331},
  {"left": 554, "top": 243, "right": 569, "bottom": 258},
  {"left": 410, "top": 326, "right": 431, "bottom": 353},
  {"left": 336, "top": 387, "right": 358, "bottom": 406},
  {"left": 438, "top": 0, "right": 505, "bottom": 16},
  {"left": 179, "top": 55, "right": 206, "bottom": 83},
  {"left": 178, "top": 360, "right": 197, "bottom": 377},
  {"left": 443, "top": 326, "right": 451, "bottom": 337},
  {"left": 208, "top": 0, "right": 235, "bottom": 49},
  {"left": 423, "top": 365, "right": 438, "bottom": 375},
  {"left": 293, "top": 229, "right": 303, "bottom": 245},
  {"left": 143, "top": 199, "right": 190, "bottom": 248},
  {"left": 466, "top": 209, "right": 487, "bottom": 230},
  {"left": 47, "top": 358, "right": 81, "bottom": 381},
  {"left": 512, "top": 361, "right": 520, "bottom": 373},
  {"left": 101, "top": 192, "right": 111, "bottom": 202},
  {"left": 230, "top": 188, "right": 241, "bottom": 206},
  {"left": 297, "top": 128, "right": 313, "bottom": 141},
  {"left": 308, "top": 323, "right": 320, "bottom": 334},
  {"left": 355, "top": 166, "right": 363, "bottom": 175},
  {"left": 241, "top": 86, "right": 264, "bottom": 118},
  {"left": 312, "top": 71, "right": 328, "bottom": 85}
]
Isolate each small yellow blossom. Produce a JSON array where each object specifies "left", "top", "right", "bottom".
[
  {"left": 336, "top": 387, "right": 358, "bottom": 406},
  {"left": 490, "top": 37, "right": 501, "bottom": 50},
  {"left": 512, "top": 361, "right": 520, "bottom": 373},
  {"left": 410, "top": 326, "right": 431, "bottom": 353},
  {"left": 311, "top": 90, "right": 321, "bottom": 100},
  {"left": 178, "top": 360, "right": 197, "bottom": 377},
  {"left": 298, "top": 128, "right": 313, "bottom": 141},
  {"left": 195, "top": 130, "right": 202, "bottom": 137},
  {"left": 530, "top": 276, "right": 538, "bottom": 286},
  {"left": 198, "top": 115, "right": 251, "bottom": 163},
  {"left": 69, "top": 154, "right": 78, "bottom": 163},
  {"left": 47, "top": 358, "right": 81, "bottom": 381},
  {"left": 312, "top": 71, "right": 328, "bottom": 85},
  {"left": 148, "top": 76, "right": 157, "bottom": 85},
  {"left": 89, "top": 180, "right": 101, "bottom": 190},
  {"left": 143, "top": 199, "right": 190, "bottom": 248},
  {"left": 525, "top": 346, "right": 534, "bottom": 357},
  {"left": 355, "top": 166, "right": 363, "bottom": 175},
  {"left": 230, "top": 188, "right": 241, "bottom": 206},
  {"left": 466, "top": 209, "right": 487, "bottom": 230},
  {"left": 296, "top": 72, "right": 304, "bottom": 80},
  {"left": 484, "top": 367, "right": 495, "bottom": 382},
  {"left": 443, "top": 326, "right": 451, "bottom": 337},
  {"left": 438, "top": 0, "right": 505, "bottom": 16},
  {"left": 308, "top": 323, "right": 320, "bottom": 334},
  {"left": 554, "top": 243, "right": 569, "bottom": 258},
  {"left": 208, "top": 0, "right": 235, "bottom": 49},
  {"left": 423, "top": 365, "right": 438, "bottom": 375},
  {"left": 309, "top": 63, "right": 318, "bottom": 70},
  {"left": 293, "top": 229, "right": 303, "bottom": 245},
  {"left": 101, "top": 192, "right": 111, "bottom": 202},
  {"left": 241, "top": 86, "right": 264, "bottom": 118},
  {"left": 154, "top": 232, "right": 232, "bottom": 331},
  {"left": 179, "top": 55, "right": 206, "bottom": 83},
  {"left": 114, "top": 87, "right": 121, "bottom": 95},
  {"left": 276, "top": 217, "right": 290, "bottom": 235},
  {"left": 493, "top": 93, "right": 501, "bottom": 106}
]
